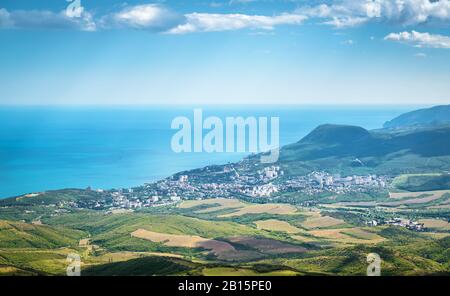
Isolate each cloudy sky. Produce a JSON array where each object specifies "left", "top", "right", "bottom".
[{"left": 1, "top": 0, "right": 449, "bottom": 105}]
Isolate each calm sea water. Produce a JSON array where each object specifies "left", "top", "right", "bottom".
[{"left": 0, "top": 105, "right": 422, "bottom": 198}]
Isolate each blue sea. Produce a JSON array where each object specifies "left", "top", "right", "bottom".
[{"left": 0, "top": 105, "right": 423, "bottom": 198}]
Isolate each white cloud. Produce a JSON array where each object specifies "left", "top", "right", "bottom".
[
  {"left": 0, "top": 8, "right": 12, "bottom": 27},
  {"left": 1, "top": 0, "right": 450, "bottom": 33},
  {"left": 106, "top": 4, "right": 183, "bottom": 31},
  {"left": 229, "top": 0, "right": 257, "bottom": 4},
  {"left": 415, "top": 52, "right": 427, "bottom": 57},
  {"left": 167, "top": 12, "right": 306, "bottom": 34},
  {"left": 385, "top": 31, "right": 450, "bottom": 49},
  {"left": 323, "top": 16, "right": 368, "bottom": 28},
  {"left": 0, "top": 7, "right": 95, "bottom": 31},
  {"left": 297, "top": 0, "right": 450, "bottom": 28},
  {"left": 1, "top": 4, "right": 306, "bottom": 34},
  {"left": 342, "top": 39, "right": 355, "bottom": 45}
]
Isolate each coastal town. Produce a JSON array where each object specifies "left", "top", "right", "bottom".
[
  {"left": 93, "top": 164, "right": 392, "bottom": 209},
  {"left": 55, "top": 157, "right": 392, "bottom": 211},
  {"left": 42, "top": 163, "right": 430, "bottom": 232},
  {"left": 18, "top": 157, "right": 436, "bottom": 232}
]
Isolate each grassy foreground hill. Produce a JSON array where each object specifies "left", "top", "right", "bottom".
[{"left": 0, "top": 197, "right": 448, "bottom": 276}]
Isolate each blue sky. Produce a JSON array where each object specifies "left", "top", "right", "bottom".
[{"left": 0, "top": 0, "right": 449, "bottom": 105}]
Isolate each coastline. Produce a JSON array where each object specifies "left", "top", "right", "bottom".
[{"left": 0, "top": 105, "right": 419, "bottom": 199}]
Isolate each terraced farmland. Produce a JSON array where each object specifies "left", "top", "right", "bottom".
[
  {"left": 254, "top": 219, "right": 302, "bottom": 234},
  {"left": 218, "top": 203, "right": 298, "bottom": 218}
]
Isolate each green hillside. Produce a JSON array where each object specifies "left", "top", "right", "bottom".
[
  {"left": 82, "top": 256, "right": 199, "bottom": 276},
  {"left": 276, "top": 124, "right": 450, "bottom": 176},
  {"left": 392, "top": 173, "right": 450, "bottom": 191},
  {"left": 0, "top": 220, "right": 85, "bottom": 249},
  {"left": 0, "top": 189, "right": 106, "bottom": 206},
  {"left": 383, "top": 105, "right": 450, "bottom": 128}
]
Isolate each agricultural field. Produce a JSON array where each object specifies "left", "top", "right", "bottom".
[
  {"left": 226, "top": 236, "right": 307, "bottom": 254},
  {"left": 300, "top": 213, "right": 346, "bottom": 229},
  {"left": 254, "top": 219, "right": 302, "bottom": 234},
  {"left": 0, "top": 248, "right": 81, "bottom": 275},
  {"left": 308, "top": 228, "right": 385, "bottom": 245},
  {"left": 178, "top": 198, "right": 246, "bottom": 213},
  {"left": 385, "top": 190, "right": 450, "bottom": 205},
  {"left": 335, "top": 189, "right": 450, "bottom": 209},
  {"left": 418, "top": 219, "right": 450, "bottom": 231},
  {"left": 0, "top": 197, "right": 448, "bottom": 276},
  {"left": 218, "top": 203, "right": 298, "bottom": 218},
  {"left": 201, "top": 267, "right": 299, "bottom": 276},
  {"left": 130, "top": 229, "right": 237, "bottom": 260}
]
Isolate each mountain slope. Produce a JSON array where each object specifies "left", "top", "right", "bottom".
[
  {"left": 277, "top": 124, "right": 450, "bottom": 175},
  {"left": 282, "top": 124, "right": 450, "bottom": 159},
  {"left": 383, "top": 105, "right": 450, "bottom": 128},
  {"left": 0, "top": 220, "right": 85, "bottom": 248},
  {"left": 82, "top": 256, "right": 199, "bottom": 276},
  {"left": 300, "top": 124, "right": 371, "bottom": 145}
]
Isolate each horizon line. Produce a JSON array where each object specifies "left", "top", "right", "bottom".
[{"left": 0, "top": 103, "right": 434, "bottom": 107}]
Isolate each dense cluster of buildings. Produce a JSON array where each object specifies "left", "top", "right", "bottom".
[
  {"left": 31, "top": 163, "right": 432, "bottom": 233},
  {"left": 62, "top": 162, "right": 392, "bottom": 211},
  {"left": 282, "top": 171, "right": 390, "bottom": 195},
  {"left": 367, "top": 218, "right": 425, "bottom": 231}
]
